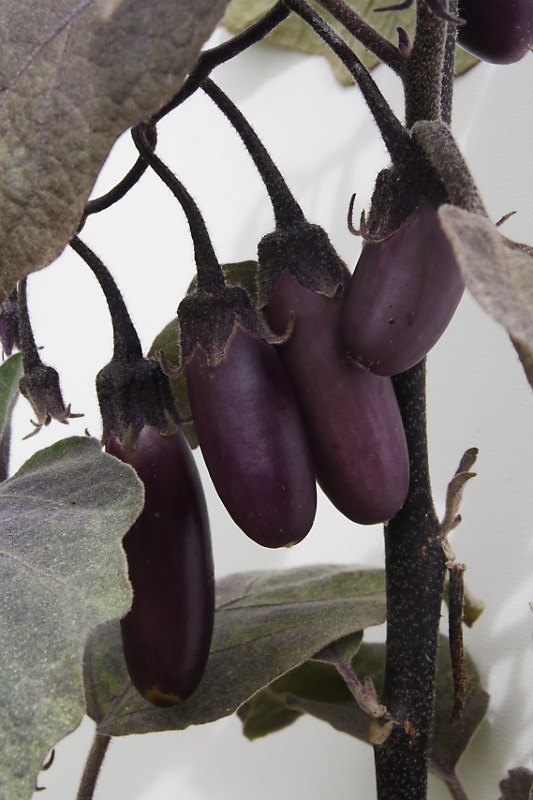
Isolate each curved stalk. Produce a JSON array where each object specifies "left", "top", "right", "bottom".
[
  {"left": 69, "top": 236, "right": 143, "bottom": 363},
  {"left": 284, "top": 0, "right": 414, "bottom": 165},
  {"left": 153, "top": 2, "right": 291, "bottom": 122},
  {"left": 314, "top": 0, "right": 406, "bottom": 74},
  {"left": 76, "top": 732, "right": 111, "bottom": 800},
  {"left": 131, "top": 124, "right": 225, "bottom": 294},
  {"left": 201, "top": 79, "right": 305, "bottom": 228}
]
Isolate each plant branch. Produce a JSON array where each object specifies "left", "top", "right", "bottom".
[
  {"left": 152, "top": 2, "right": 291, "bottom": 123},
  {"left": 76, "top": 732, "right": 111, "bottom": 800},
  {"left": 373, "top": 360, "right": 446, "bottom": 800},
  {"left": 283, "top": 0, "right": 414, "bottom": 166},
  {"left": 314, "top": 0, "right": 406, "bottom": 74},
  {"left": 201, "top": 78, "right": 305, "bottom": 228}
]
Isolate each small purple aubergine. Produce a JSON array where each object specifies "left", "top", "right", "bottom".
[
  {"left": 186, "top": 325, "right": 317, "bottom": 547},
  {"left": 106, "top": 425, "right": 214, "bottom": 707},
  {"left": 264, "top": 271, "right": 409, "bottom": 525},
  {"left": 340, "top": 202, "right": 464, "bottom": 376},
  {"left": 458, "top": 0, "right": 533, "bottom": 64}
]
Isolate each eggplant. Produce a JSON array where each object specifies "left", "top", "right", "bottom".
[
  {"left": 106, "top": 425, "right": 214, "bottom": 707},
  {"left": 264, "top": 271, "right": 409, "bottom": 525},
  {"left": 185, "top": 323, "right": 317, "bottom": 547},
  {"left": 458, "top": 0, "right": 533, "bottom": 63},
  {"left": 340, "top": 202, "right": 464, "bottom": 376}
]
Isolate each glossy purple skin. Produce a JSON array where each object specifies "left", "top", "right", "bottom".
[
  {"left": 106, "top": 425, "right": 214, "bottom": 707},
  {"left": 186, "top": 325, "right": 317, "bottom": 548},
  {"left": 340, "top": 203, "right": 464, "bottom": 376},
  {"left": 458, "top": 0, "right": 533, "bottom": 63},
  {"left": 264, "top": 272, "right": 409, "bottom": 525}
]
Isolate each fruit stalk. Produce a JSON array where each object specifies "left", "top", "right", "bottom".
[{"left": 75, "top": 732, "right": 111, "bottom": 800}]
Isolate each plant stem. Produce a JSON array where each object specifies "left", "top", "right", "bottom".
[
  {"left": 201, "top": 79, "right": 305, "bottom": 228},
  {"left": 284, "top": 0, "right": 415, "bottom": 166},
  {"left": 76, "top": 732, "right": 111, "bottom": 800},
  {"left": 70, "top": 236, "right": 143, "bottom": 363},
  {"left": 153, "top": 2, "right": 290, "bottom": 122},
  {"left": 17, "top": 278, "right": 43, "bottom": 373},
  {"left": 373, "top": 361, "right": 446, "bottom": 800},
  {"left": 131, "top": 124, "right": 225, "bottom": 294},
  {"left": 441, "top": 0, "right": 459, "bottom": 125},
  {"left": 404, "top": 0, "right": 448, "bottom": 126},
  {"left": 314, "top": 0, "right": 406, "bottom": 74}
]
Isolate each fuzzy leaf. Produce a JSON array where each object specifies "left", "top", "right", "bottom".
[
  {"left": 499, "top": 768, "right": 533, "bottom": 800},
  {"left": 0, "top": 436, "right": 144, "bottom": 800},
  {"left": 83, "top": 564, "right": 386, "bottom": 735},
  {"left": 0, "top": 353, "right": 23, "bottom": 481},
  {"left": 242, "top": 636, "right": 489, "bottom": 789},
  {"left": 438, "top": 205, "right": 533, "bottom": 391},
  {"left": 0, "top": 0, "right": 230, "bottom": 299},
  {"left": 222, "top": 0, "right": 478, "bottom": 85}
]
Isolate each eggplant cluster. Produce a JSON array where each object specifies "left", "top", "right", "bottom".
[
  {"left": 340, "top": 202, "right": 464, "bottom": 377},
  {"left": 181, "top": 220, "right": 411, "bottom": 536}
]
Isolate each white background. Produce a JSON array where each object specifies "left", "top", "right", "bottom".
[{"left": 16, "top": 19, "right": 533, "bottom": 800}]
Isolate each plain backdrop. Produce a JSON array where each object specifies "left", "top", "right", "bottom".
[{"left": 16, "top": 20, "right": 533, "bottom": 800}]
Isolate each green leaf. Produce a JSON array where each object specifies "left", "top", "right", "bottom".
[
  {"left": 83, "top": 564, "right": 386, "bottom": 735},
  {"left": 0, "top": 436, "right": 144, "bottom": 800},
  {"left": 148, "top": 261, "right": 259, "bottom": 450},
  {"left": 221, "top": 0, "right": 478, "bottom": 85},
  {"left": 0, "top": 353, "right": 23, "bottom": 480},
  {"left": 242, "top": 635, "right": 489, "bottom": 791},
  {"left": 0, "top": 0, "right": 230, "bottom": 300},
  {"left": 499, "top": 768, "right": 533, "bottom": 800}
]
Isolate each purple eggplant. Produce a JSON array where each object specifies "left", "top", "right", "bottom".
[
  {"left": 185, "top": 323, "right": 317, "bottom": 548},
  {"left": 458, "top": 0, "right": 533, "bottom": 63},
  {"left": 340, "top": 202, "right": 464, "bottom": 376},
  {"left": 106, "top": 425, "right": 214, "bottom": 707},
  {"left": 264, "top": 271, "right": 409, "bottom": 525}
]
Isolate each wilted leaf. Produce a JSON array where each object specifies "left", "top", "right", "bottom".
[
  {"left": 83, "top": 564, "right": 386, "bottom": 735},
  {"left": 0, "top": 353, "right": 23, "bottom": 480},
  {"left": 242, "top": 636, "right": 489, "bottom": 792},
  {"left": 0, "top": 0, "right": 230, "bottom": 299},
  {"left": 437, "top": 205, "right": 533, "bottom": 391},
  {"left": 0, "top": 436, "right": 144, "bottom": 800},
  {"left": 499, "top": 767, "right": 533, "bottom": 800},
  {"left": 222, "top": 0, "right": 478, "bottom": 85}
]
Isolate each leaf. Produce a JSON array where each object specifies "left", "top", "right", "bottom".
[
  {"left": 221, "top": 0, "right": 478, "bottom": 85},
  {"left": 148, "top": 261, "right": 259, "bottom": 449},
  {"left": 242, "top": 636, "right": 489, "bottom": 791},
  {"left": 0, "top": 0, "right": 230, "bottom": 300},
  {"left": 0, "top": 436, "right": 144, "bottom": 800},
  {"left": 437, "top": 205, "right": 533, "bottom": 391},
  {"left": 499, "top": 768, "right": 533, "bottom": 800},
  {"left": 82, "top": 564, "right": 386, "bottom": 735},
  {"left": 0, "top": 353, "right": 23, "bottom": 481}
]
